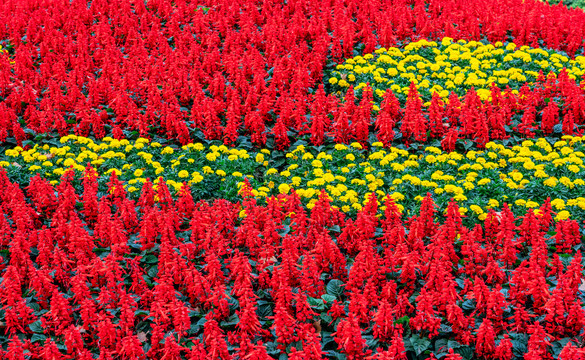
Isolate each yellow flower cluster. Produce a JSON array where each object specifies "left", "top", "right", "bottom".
[
  {"left": 3, "top": 135, "right": 585, "bottom": 221},
  {"left": 250, "top": 137, "right": 585, "bottom": 219},
  {"left": 329, "top": 37, "right": 584, "bottom": 103},
  {"left": 2, "top": 135, "right": 257, "bottom": 196}
]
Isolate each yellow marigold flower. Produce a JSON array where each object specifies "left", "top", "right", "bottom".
[
  {"left": 5, "top": 149, "right": 19, "bottom": 157},
  {"left": 256, "top": 153, "right": 264, "bottom": 163},
  {"left": 178, "top": 170, "right": 189, "bottom": 178},
  {"left": 469, "top": 205, "right": 483, "bottom": 214},
  {"left": 551, "top": 199, "right": 565, "bottom": 210},
  {"left": 568, "top": 165, "right": 580, "bottom": 173},
  {"left": 291, "top": 177, "right": 302, "bottom": 186},
  {"left": 278, "top": 183, "right": 290, "bottom": 194},
  {"left": 477, "top": 178, "right": 491, "bottom": 186},
  {"left": 453, "top": 194, "right": 467, "bottom": 201},
  {"left": 534, "top": 169, "right": 548, "bottom": 178},
  {"left": 510, "top": 172, "right": 523, "bottom": 182},
  {"left": 312, "top": 160, "right": 323, "bottom": 168},
  {"left": 390, "top": 192, "right": 405, "bottom": 201},
  {"left": 487, "top": 199, "right": 499, "bottom": 208},
  {"left": 560, "top": 177, "right": 574, "bottom": 188},
  {"left": 391, "top": 163, "right": 405, "bottom": 172},
  {"left": 506, "top": 181, "right": 519, "bottom": 190},
  {"left": 556, "top": 210, "right": 571, "bottom": 221},
  {"left": 191, "top": 173, "right": 204, "bottom": 184},
  {"left": 207, "top": 152, "right": 219, "bottom": 162},
  {"left": 191, "top": 143, "right": 204, "bottom": 151},
  {"left": 526, "top": 200, "right": 539, "bottom": 208},
  {"left": 106, "top": 168, "right": 121, "bottom": 176},
  {"left": 543, "top": 177, "right": 558, "bottom": 187},
  {"left": 63, "top": 158, "right": 76, "bottom": 167},
  {"left": 216, "top": 170, "right": 226, "bottom": 177}
]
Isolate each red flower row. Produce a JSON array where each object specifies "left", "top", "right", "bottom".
[
  {"left": 0, "top": 167, "right": 584, "bottom": 359},
  {"left": 1, "top": 0, "right": 585, "bottom": 148}
]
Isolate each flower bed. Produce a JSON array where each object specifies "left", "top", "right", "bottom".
[
  {"left": 0, "top": 0, "right": 584, "bottom": 151},
  {"left": 0, "top": 168, "right": 584, "bottom": 359},
  {"left": 3, "top": 135, "right": 585, "bottom": 221},
  {"left": 329, "top": 38, "right": 585, "bottom": 103},
  {"left": 2, "top": 0, "right": 585, "bottom": 358}
]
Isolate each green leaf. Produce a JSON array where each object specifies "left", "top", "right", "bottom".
[
  {"left": 455, "top": 346, "right": 474, "bottom": 360},
  {"left": 395, "top": 316, "right": 410, "bottom": 326},
  {"left": 31, "top": 334, "right": 46, "bottom": 343},
  {"left": 320, "top": 313, "right": 333, "bottom": 324},
  {"left": 410, "top": 334, "right": 431, "bottom": 356},
  {"left": 220, "top": 313, "right": 239, "bottom": 327},
  {"left": 448, "top": 340, "right": 462, "bottom": 349},
  {"left": 321, "top": 294, "right": 336, "bottom": 304},
  {"left": 307, "top": 297, "right": 325, "bottom": 311},
  {"left": 29, "top": 320, "right": 44, "bottom": 334},
  {"left": 434, "top": 338, "right": 448, "bottom": 353},
  {"left": 461, "top": 299, "right": 475, "bottom": 311},
  {"left": 143, "top": 255, "right": 158, "bottom": 264},
  {"left": 326, "top": 279, "right": 345, "bottom": 298},
  {"left": 551, "top": 338, "right": 571, "bottom": 358},
  {"left": 328, "top": 225, "right": 341, "bottom": 233}
]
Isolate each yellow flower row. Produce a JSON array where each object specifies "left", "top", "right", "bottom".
[
  {"left": 2, "top": 135, "right": 585, "bottom": 221},
  {"left": 329, "top": 37, "right": 582, "bottom": 102}
]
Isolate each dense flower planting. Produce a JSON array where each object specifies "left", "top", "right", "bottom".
[
  {"left": 0, "top": 0, "right": 584, "bottom": 151},
  {"left": 3, "top": 135, "right": 585, "bottom": 221},
  {"left": 329, "top": 38, "right": 585, "bottom": 102},
  {"left": 0, "top": 169, "right": 584, "bottom": 359},
  {"left": 3, "top": 0, "right": 585, "bottom": 358}
]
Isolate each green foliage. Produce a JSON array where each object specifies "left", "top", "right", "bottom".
[{"left": 544, "top": 0, "right": 585, "bottom": 10}]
